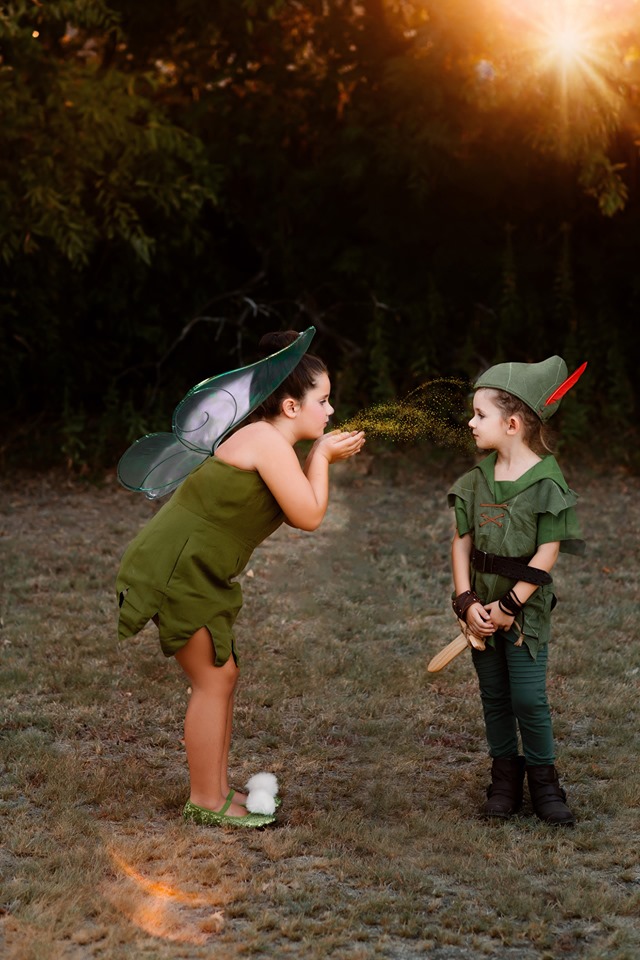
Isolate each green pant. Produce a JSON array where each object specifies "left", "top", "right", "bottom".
[{"left": 471, "top": 634, "right": 555, "bottom": 766}]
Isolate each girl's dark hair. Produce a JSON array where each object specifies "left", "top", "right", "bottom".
[
  {"left": 488, "top": 388, "right": 554, "bottom": 454},
  {"left": 253, "top": 331, "right": 328, "bottom": 420}
]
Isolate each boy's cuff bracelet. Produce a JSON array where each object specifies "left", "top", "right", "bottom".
[{"left": 452, "top": 590, "right": 483, "bottom": 621}]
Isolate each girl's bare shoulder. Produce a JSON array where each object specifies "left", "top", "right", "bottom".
[{"left": 216, "top": 420, "right": 291, "bottom": 470}]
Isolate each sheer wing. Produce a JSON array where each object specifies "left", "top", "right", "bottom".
[
  {"left": 117, "top": 432, "right": 208, "bottom": 500},
  {"left": 173, "top": 326, "right": 316, "bottom": 452},
  {"left": 117, "top": 326, "right": 316, "bottom": 499}
]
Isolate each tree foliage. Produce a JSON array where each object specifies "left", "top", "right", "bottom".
[
  {"left": 0, "top": 2, "right": 218, "bottom": 265},
  {"left": 1, "top": 0, "right": 639, "bottom": 469}
]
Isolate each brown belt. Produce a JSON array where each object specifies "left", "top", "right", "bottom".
[{"left": 471, "top": 547, "right": 552, "bottom": 586}]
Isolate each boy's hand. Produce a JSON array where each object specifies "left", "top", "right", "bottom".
[
  {"left": 465, "top": 601, "right": 495, "bottom": 638},
  {"left": 484, "top": 600, "right": 516, "bottom": 633}
]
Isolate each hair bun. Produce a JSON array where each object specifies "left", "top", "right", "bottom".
[{"left": 258, "top": 330, "right": 300, "bottom": 357}]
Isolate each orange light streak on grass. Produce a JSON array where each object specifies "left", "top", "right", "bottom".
[
  {"left": 106, "top": 848, "right": 225, "bottom": 944},
  {"left": 110, "top": 850, "right": 217, "bottom": 905}
]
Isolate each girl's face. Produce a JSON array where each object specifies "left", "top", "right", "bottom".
[
  {"left": 468, "top": 388, "right": 508, "bottom": 451},
  {"left": 295, "top": 373, "right": 334, "bottom": 439}
]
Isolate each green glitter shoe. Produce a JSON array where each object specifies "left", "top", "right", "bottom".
[{"left": 183, "top": 791, "right": 276, "bottom": 828}]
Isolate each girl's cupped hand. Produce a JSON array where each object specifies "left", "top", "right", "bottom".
[{"left": 315, "top": 429, "right": 366, "bottom": 463}]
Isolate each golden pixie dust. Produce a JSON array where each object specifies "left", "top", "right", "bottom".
[{"left": 339, "top": 378, "right": 473, "bottom": 449}]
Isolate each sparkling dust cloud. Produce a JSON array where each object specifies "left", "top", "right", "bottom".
[{"left": 339, "top": 378, "right": 473, "bottom": 449}]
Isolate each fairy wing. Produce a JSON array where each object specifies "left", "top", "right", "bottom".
[
  {"left": 117, "top": 326, "right": 316, "bottom": 499},
  {"left": 173, "top": 326, "right": 315, "bottom": 453},
  {"left": 117, "top": 433, "right": 208, "bottom": 500}
]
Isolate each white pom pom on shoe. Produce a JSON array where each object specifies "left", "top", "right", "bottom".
[
  {"left": 245, "top": 788, "right": 276, "bottom": 816},
  {"left": 244, "top": 772, "right": 279, "bottom": 797}
]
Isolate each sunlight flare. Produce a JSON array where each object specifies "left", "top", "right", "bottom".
[
  {"left": 105, "top": 848, "right": 225, "bottom": 944},
  {"left": 548, "top": 23, "right": 589, "bottom": 67},
  {"left": 503, "top": 0, "right": 632, "bottom": 145}
]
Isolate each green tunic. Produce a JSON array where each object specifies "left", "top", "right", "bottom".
[
  {"left": 448, "top": 452, "right": 584, "bottom": 658},
  {"left": 116, "top": 457, "right": 284, "bottom": 663}
]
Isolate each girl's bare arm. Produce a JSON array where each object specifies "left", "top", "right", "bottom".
[{"left": 254, "top": 429, "right": 364, "bottom": 531}]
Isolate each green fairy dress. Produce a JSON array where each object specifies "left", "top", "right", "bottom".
[
  {"left": 448, "top": 452, "right": 584, "bottom": 658},
  {"left": 116, "top": 457, "right": 284, "bottom": 663}
]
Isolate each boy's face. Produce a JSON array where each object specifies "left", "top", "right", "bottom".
[{"left": 468, "top": 388, "right": 509, "bottom": 451}]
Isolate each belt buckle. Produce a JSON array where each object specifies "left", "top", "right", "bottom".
[{"left": 476, "top": 549, "right": 491, "bottom": 573}]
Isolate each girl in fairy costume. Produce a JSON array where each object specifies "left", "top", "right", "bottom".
[
  {"left": 116, "top": 329, "right": 365, "bottom": 828},
  {"left": 449, "top": 357, "right": 586, "bottom": 825}
]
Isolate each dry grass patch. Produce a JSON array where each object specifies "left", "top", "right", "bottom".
[{"left": 1, "top": 455, "right": 639, "bottom": 959}]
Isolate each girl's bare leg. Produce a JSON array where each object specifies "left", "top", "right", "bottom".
[
  {"left": 174, "top": 627, "right": 247, "bottom": 817},
  {"left": 220, "top": 692, "right": 248, "bottom": 805}
]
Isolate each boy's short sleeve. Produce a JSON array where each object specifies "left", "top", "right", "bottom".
[
  {"left": 537, "top": 505, "right": 585, "bottom": 555},
  {"left": 452, "top": 494, "right": 472, "bottom": 538}
]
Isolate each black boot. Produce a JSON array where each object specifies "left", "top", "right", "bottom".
[
  {"left": 482, "top": 756, "right": 526, "bottom": 818},
  {"left": 527, "top": 764, "right": 575, "bottom": 826}
]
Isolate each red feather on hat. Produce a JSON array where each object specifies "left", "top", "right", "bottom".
[{"left": 544, "top": 362, "right": 588, "bottom": 407}]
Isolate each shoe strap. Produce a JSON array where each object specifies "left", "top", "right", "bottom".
[{"left": 220, "top": 790, "right": 235, "bottom": 815}]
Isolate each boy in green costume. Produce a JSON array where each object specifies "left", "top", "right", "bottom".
[{"left": 449, "top": 357, "right": 586, "bottom": 825}]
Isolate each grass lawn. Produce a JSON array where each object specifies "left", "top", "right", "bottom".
[{"left": 1, "top": 449, "right": 639, "bottom": 959}]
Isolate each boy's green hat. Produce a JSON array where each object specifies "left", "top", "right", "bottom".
[{"left": 475, "top": 356, "right": 586, "bottom": 421}]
